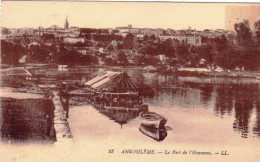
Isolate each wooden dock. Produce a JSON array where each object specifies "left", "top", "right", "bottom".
[{"left": 52, "top": 92, "right": 73, "bottom": 145}]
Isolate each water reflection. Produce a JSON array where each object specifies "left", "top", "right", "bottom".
[
  {"left": 232, "top": 83, "right": 258, "bottom": 138},
  {"left": 95, "top": 107, "right": 147, "bottom": 127},
  {"left": 215, "top": 83, "right": 233, "bottom": 116},
  {"left": 199, "top": 83, "right": 213, "bottom": 105},
  {"left": 139, "top": 124, "right": 167, "bottom": 141},
  {"left": 32, "top": 68, "right": 260, "bottom": 139},
  {"left": 253, "top": 100, "right": 260, "bottom": 136}
]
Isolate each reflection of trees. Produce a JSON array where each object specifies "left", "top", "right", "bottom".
[
  {"left": 214, "top": 83, "right": 234, "bottom": 115},
  {"left": 253, "top": 99, "right": 260, "bottom": 137},
  {"left": 214, "top": 82, "right": 260, "bottom": 138},
  {"left": 179, "top": 82, "right": 209, "bottom": 107},
  {"left": 232, "top": 83, "right": 257, "bottom": 138},
  {"left": 199, "top": 83, "right": 213, "bottom": 105}
]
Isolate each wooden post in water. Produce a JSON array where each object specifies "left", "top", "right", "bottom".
[
  {"left": 65, "top": 96, "right": 69, "bottom": 118},
  {"left": 65, "top": 83, "right": 69, "bottom": 118}
]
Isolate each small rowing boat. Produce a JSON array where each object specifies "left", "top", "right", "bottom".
[{"left": 139, "top": 112, "right": 167, "bottom": 128}]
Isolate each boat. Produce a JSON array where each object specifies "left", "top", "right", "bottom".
[
  {"left": 139, "top": 111, "right": 167, "bottom": 128},
  {"left": 139, "top": 123, "right": 167, "bottom": 141}
]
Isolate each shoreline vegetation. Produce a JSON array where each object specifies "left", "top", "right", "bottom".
[
  {"left": 2, "top": 63, "right": 260, "bottom": 80},
  {"left": 177, "top": 70, "right": 260, "bottom": 79}
]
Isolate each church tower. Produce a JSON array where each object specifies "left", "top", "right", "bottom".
[{"left": 64, "top": 16, "right": 69, "bottom": 29}]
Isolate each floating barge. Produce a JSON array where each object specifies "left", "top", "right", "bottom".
[
  {"left": 84, "top": 71, "right": 149, "bottom": 111},
  {"left": 64, "top": 71, "right": 152, "bottom": 112}
]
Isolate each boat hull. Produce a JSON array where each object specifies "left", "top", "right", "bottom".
[{"left": 139, "top": 112, "right": 167, "bottom": 128}]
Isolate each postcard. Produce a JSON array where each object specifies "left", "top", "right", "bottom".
[{"left": 1, "top": 1, "right": 260, "bottom": 162}]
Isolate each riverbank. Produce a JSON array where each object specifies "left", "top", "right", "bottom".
[
  {"left": 24, "top": 64, "right": 260, "bottom": 79},
  {"left": 2, "top": 64, "right": 260, "bottom": 80},
  {"left": 177, "top": 70, "right": 260, "bottom": 80},
  {"left": 0, "top": 76, "right": 73, "bottom": 144}
]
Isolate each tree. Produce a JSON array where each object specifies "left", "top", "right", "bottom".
[
  {"left": 158, "top": 39, "right": 175, "bottom": 58},
  {"left": 143, "top": 35, "right": 149, "bottom": 42},
  {"left": 41, "top": 34, "right": 55, "bottom": 42},
  {"left": 133, "top": 55, "right": 145, "bottom": 65},
  {"left": 212, "top": 35, "right": 237, "bottom": 71},
  {"left": 142, "top": 45, "right": 158, "bottom": 56},
  {"left": 144, "top": 57, "right": 160, "bottom": 66},
  {"left": 150, "top": 34, "right": 156, "bottom": 41},
  {"left": 1, "top": 40, "right": 27, "bottom": 65},
  {"left": 196, "top": 44, "right": 217, "bottom": 71},
  {"left": 108, "top": 45, "right": 114, "bottom": 51},
  {"left": 175, "top": 43, "right": 190, "bottom": 65},
  {"left": 1, "top": 27, "right": 9, "bottom": 35},
  {"left": 117, "top": 43, "right": 123, "bottom": 50},
  {"left": 215, "top": 47, "right": 236, "bottom": 71},
  {"left": 89, "top": 55, "right": 99, "bottom": 65},
  {"left": 104, "top": 57, "right": 114, "bottom": 66},
  {"left": 215, "top": 35, "right": 229, "bottom": 52},
  {"left": 234, "top": 20, "right": 260, "bottom": 72},
  {"left": 234, "top": 19, "right": 252, "bottom": 49},
  {"left": 122, "top": 34, "right": 134, "bottom": 49},
  {"left": 254, "top": 20, "right": 260, "bottom": 46},
  {"left": 117, "top": 51, "right": 128, "bottom": 64},
  {"left": 29, "top": 45, "right": 50, "bottom": 63}
]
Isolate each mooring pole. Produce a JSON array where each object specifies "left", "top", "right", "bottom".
[
  {"left": 65, "top": 83, "right": 69, "bottom": 118},
  {"left": 65, "top": 96, "right": 69, "bottom": 118}
]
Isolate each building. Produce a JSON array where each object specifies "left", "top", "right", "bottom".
[
  {"left": 69, "top": 27, "right": 80, "bottom": 32},
  {"left": 121, "top": 32, "right": 128, "bottom": 38},
  {"left": 159, "top": 34, "right": 202, "bottom": 46},
  {"left": 99, "top": 28, "right": 113, "bottom": 34},
  {"left": 129, "top": 28, "right": 140, "bottom": 34},
  {"left": 136, "top": 34, "right": 145, "bottom": 40},
  {"left": 115, "top": 25, "right": 131, "bottom": 33},
  {"left": 172, "top": 34, "right": 201, "bottom": 46},
  {"left": 158, "top": 34, "right": 172, "bottom": 41},
  {"left": 63, "top": 36, "right": 85, "bottom": 44},
  {"left": 151, "top": 28, "right": 164, "bottom": 36},
  {"left": 197, "top": 29, "right": 215, "bottom": 38},
  {"left": 139, "top": 28, "right": 152, "bottom": 35}
]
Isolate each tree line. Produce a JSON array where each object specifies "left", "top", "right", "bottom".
[
  {"left": 136, "top": 19, "right": 260, "bottom": 71},
  {"left": 1, "top": 19, "right": 260, "bottom": 71},
  {"left": 1, "top": 41, "right": 98, "bottom": 66}
]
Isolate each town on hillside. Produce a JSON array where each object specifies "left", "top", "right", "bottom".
[{"left": 3, "top": 17, "right": 260, "bottom": 73}]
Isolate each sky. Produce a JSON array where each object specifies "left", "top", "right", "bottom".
[
  {"left": 1, "top": 1, "right": 260, "bottom": 30},
  {"left": 225, "top": 5, "right": 260, "bottom": 31}
]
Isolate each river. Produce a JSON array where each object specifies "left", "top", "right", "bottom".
[{"left": 31, "top": 67, "right": 260, "bottom": 161}]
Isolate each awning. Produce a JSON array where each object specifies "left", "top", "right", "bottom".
[{"left": 84, "top": 71, "right": 150, "bottom": 93}]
